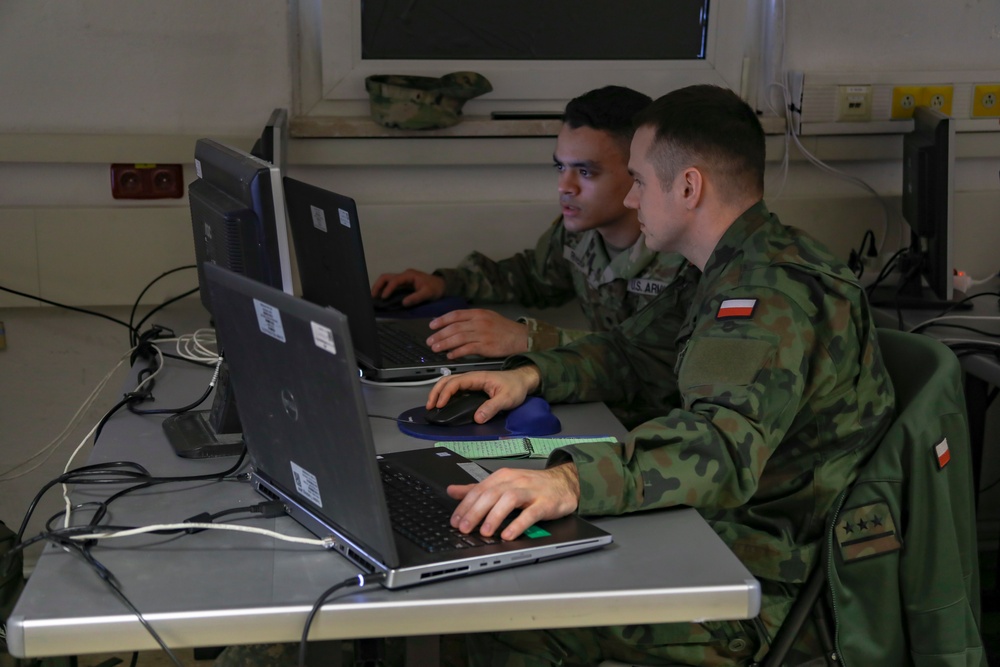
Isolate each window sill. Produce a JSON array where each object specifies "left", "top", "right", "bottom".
[
  {"left": 289, "top": 114, "right": 790, "bottom": 139},
  {"left": 290, "top": 115, "right": 563, "bottom": 139}
]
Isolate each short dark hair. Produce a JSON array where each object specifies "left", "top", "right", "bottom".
[
  {"left": 634, "top": 85, "right": 765, "bottom": 202},
  {"left": 563, "top": 85, "right": 653, "bottom": 150}
]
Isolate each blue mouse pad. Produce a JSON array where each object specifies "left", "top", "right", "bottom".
[
  {"left": 397, "top": 396, "right": 561, "bottom": 441},
  {"left": 377, "top": 296, "right": 469, "bottom": 320}
]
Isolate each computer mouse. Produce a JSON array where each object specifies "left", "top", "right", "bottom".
[
  {"left": 373, "top": 285, "right": 416, "bottom": 312},
  {"left": 424, "top": 390, "right": 491, "bottom": 427}
]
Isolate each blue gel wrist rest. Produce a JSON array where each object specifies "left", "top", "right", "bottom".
[{"left": 396, "top": 396, "right": 561, "bottom": 441}]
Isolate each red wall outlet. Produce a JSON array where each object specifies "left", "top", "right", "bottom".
[{"left": 110, "top": 164, "right": 184, "bottom": 199}]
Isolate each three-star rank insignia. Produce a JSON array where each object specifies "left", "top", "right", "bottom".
[{"left": 836, "top": 501, "right": 902, "bottom": 563}]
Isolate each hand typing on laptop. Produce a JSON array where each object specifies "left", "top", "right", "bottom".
[
  {"left": 426, "top": 309, "right": 530, "bottom": 358},
  {"left": 427, "top": 366, "right": 580, "bottom": 541},
  {"left": 373, "top": 269, "right": 532, "bottom": 357},
  {"left": 371, "top": 268, "right": 446, "bottom": 308},
  {"left": 448, "top": 463, "right": 581, "bottom": 542}
]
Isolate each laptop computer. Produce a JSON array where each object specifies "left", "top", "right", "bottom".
[
  {"left": 283, "top": 176, "right": 505, "bottom": 381},
  {"left": 203, "top": 263, "right": 612, "bottom": 589}
]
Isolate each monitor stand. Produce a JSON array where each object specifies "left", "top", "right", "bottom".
[{"left": 162, "top": 363, "right": 245, "bottom": 458}]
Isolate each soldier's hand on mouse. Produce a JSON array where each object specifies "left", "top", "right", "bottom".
[{"left": 427, "top": 367, "right": 541, "bottom": 424}]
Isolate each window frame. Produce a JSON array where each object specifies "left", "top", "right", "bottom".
[{"left": 296, "top": 0, "right": 753, "bottom": 117}]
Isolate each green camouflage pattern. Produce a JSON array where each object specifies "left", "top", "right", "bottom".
[
  {"left": 521, "top": 201, "right": 894, "bottom": 582},
  {"left": 482, "top": 201, "right": 895, "bottom": 664},
  {"left": 435, "top": 215, "right": 695, "bottom": 358},
  {"left": 365, "top": 72, "right": 492, "bottom": 130}
]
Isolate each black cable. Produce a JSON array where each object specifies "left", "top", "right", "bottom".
[
  {"left": 15, "top": 451, "right": 247, "bottom": 543},
  {"left": 132, "top": 286, "right": 201, "bottom": 347},
  {"left": 911, "top": 323, "right": 1000, "bottom": 338},
  {"left": 865, "top": 247, "right": 907, "bottom": 296},
  {"left": 16, "top": 465, "right": 152, "bottom": 541},
  {"left": 298, "top": 573, "right": 387, "bottom": 667},
  {"left": 849, "top": 230, "right": 877, "bottom": 279},
  {"left": 56, "top": 537, "right": 185, "bottom": 667},
  {"left": 94, "top": 393, "right": 141, "bottom": 444},
  {"left": 126, "top": 382, "right": 213, "bottom": 416},
  {"left": 368, "top": 413, "right": 418, "bottom": 424},
  {"left": 0, "top": 284, "right": 138, "bottom": 337},
  {"left": 981, "top": 476, "right": 1000, "bottom": 494},
  {"left": 128, "top": 265, "right": 197, "bottom": 347},
  {"left": 123, "top": 351, "right": 221, "bottom": 417}
]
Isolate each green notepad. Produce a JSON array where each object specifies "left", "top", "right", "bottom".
[{"left": 436, "top": 436, "right": 617, "bottom": 460}]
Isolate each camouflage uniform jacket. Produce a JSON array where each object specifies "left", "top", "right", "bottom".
[
  {"left": 513, "top": 201, "right": 896, "bottom": 584},
  {"left": 433, "top": 215, "right": 690, "bottom": 351}
]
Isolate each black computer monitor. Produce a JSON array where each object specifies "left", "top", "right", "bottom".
[
  {"left": 165, "top": 138, "right": 293, "bottom": 459},
  {"left": 188, "top": 138, "right": 293, "bottom": 314},
  {"left": 250, "top": 108, "right": 288, "bottom": 175},
  {"left": 871, "top": 107, "right": 966, "bottom": 310}
]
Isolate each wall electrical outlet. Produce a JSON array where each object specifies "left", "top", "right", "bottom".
[
  {"left": 891, "top": 86, "right": 921, "bottom": 119},
  {"left": 836, "top": 85, "right": 873, "bottom": 121},
  {"left": 920, "top": 85, "right": 954, "bottom": 115},
  {"left": 110, "top": 164, "right": 184, "bottom": 199},
  {"left": 971, "top": 84, "right": 1000, "bottom": 117}
]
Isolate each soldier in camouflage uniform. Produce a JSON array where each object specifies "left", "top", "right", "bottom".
[
  {"left": 426, "top": 85, "right": 896, "bottom": 665},
  {"left": 371, "top": 85, "right": 694, "bottom": 361}
]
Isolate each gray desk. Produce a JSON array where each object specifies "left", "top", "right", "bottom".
[{"left": 8, "top": 311, "right": 761, "bottom": 659}]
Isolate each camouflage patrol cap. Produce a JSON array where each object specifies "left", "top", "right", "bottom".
[{"left": 365, "top": 71, "right": 493, "bottom": 130}]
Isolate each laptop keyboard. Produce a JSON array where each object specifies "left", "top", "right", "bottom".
[
  {"left": 377, "top": 324, "right": 450, "bottom": 366},
  {"left": 379, "top": 462, "right": 500, "bottom": 553}
]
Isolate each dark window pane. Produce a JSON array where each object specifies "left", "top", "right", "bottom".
[{"left": 362, "top": 1, "right": 709, "bottom": 60}]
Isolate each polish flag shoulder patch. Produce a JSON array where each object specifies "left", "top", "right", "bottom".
[
  {"left": 717, "top": 298, "right": 757, "bottom": 320},
  {"left": 935, "top": 439, "right": 951, "bottom": 469}
]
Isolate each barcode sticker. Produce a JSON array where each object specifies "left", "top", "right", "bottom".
[
  {"left": 311, "top": 321, "right": 336, "bottom": 355},
  {"left": 291, "top": 460, "right": 322, "bottom": 507},
  {"left": 310, "top": 204, "right": 328, "bottom": 232},
  {"left": 253, "top": 299, "right": 286, "bottom": 342}
]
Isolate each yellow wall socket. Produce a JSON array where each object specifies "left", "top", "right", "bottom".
[
  {"left": 920, "top": 85, "right": 953, "bottom": 115},
  {"left": 972, "top": 84, "right": 1000, "bottom": 118},
  {"left": 891, "top": 86, "right": 921, "bottom": 119}
]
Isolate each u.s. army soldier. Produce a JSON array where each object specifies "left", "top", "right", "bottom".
[{"left": 371, "top": 85, "right": 696, "bottom": 361}]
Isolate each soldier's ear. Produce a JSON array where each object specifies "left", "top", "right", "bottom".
[{"left": 680, "top": 167, "right": 703, "bottom": 209}]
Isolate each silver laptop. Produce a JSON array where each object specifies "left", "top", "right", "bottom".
[
  {"left": 283, "top": 176, "right": 505, "bottom": 381},
  {"left": 203, "top": 263, "right": 612, "bottom": 589}
]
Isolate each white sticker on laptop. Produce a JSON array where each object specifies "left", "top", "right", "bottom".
[
  {"left": 253, "top": 299, "right": 286, "bottom": 342},
  {"left": 309, "top": 205, "right": 328, "bottom": 232},
  {"left": 194, "top": 158, "right": 203, "bottom": 180},
  {"left": 291, "top": 460, "right": 322, "bottom": 507},
  {"left": 338, "top": 208, "right": 351, "bottom": 228},
  {"left": 457, "top": 461, "right": 490, "bottom": 482},
  {"left": 311, "top": 321, "right": 337, "bottom": 355}
]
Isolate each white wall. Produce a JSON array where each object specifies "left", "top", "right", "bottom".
[{"left": 1, "top": 1, "right": 999, "bottom": 307}]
